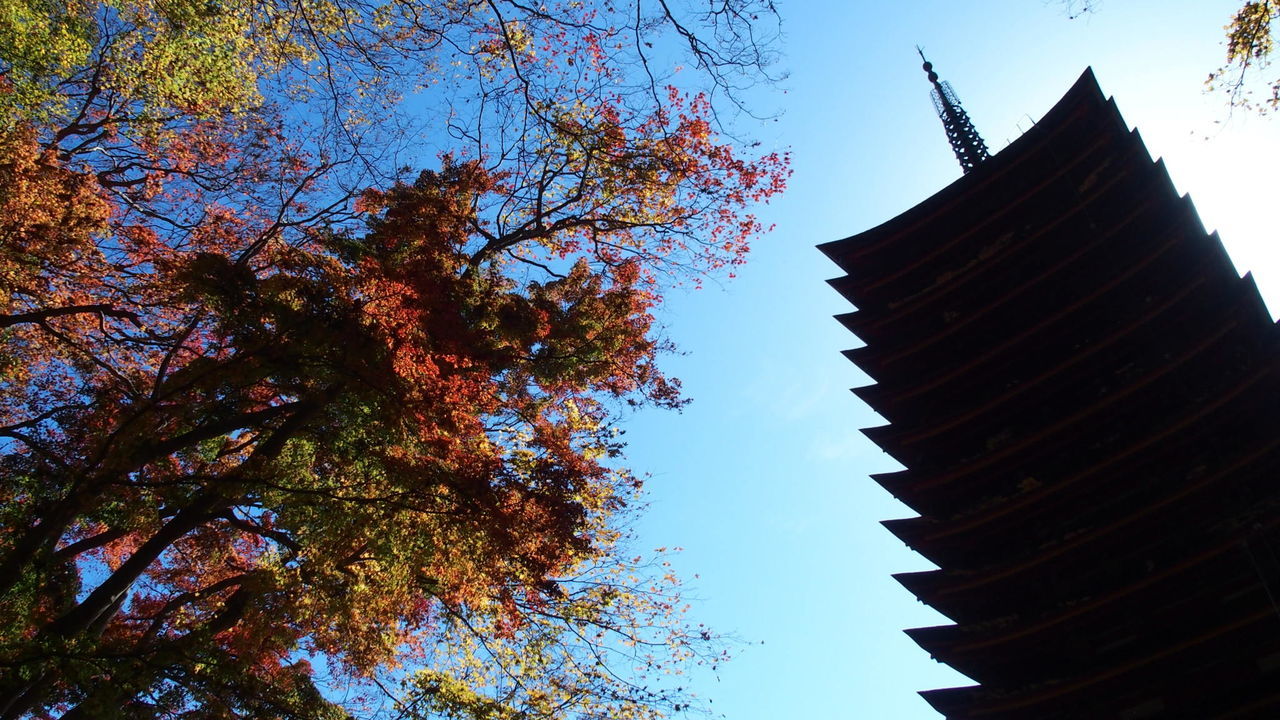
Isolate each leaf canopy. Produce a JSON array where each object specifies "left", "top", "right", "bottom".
[{"left": 0, "top": 0, "right": 783, "bottom": 717}]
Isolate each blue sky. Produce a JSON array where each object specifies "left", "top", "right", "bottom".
[{"left": 621, "top": 2, "right": 1280, "bottom": 718}]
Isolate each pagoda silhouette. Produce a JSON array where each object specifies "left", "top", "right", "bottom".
[{"left": 821, "top": 59, "right": 1280, "bottom": 718}]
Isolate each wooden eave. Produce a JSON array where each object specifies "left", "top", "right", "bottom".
[
  {"left": 849, "top": 383, "right": 891, "bottom": 419},
  {"left": 860, "top": 424, "right": 915, "bottom": 467},
  {"left": 828, "top": 135, "right": 1123, "bottom": 313},
  {"left": 825, "top": 274, "right": 861, "bottom": 307},
  {"left": 842, "top": 142, "right": 1156, "bottom": 344},
  {"left": 901, "top": 502, "right": 1280, "bottom": 624},
  {"left": 919, "top": 606, "right": 1280, "bottom": 719},
  {"left": 881, "top": 516, "right": 933, "bottom": 551},
  {"left": 884, "top": 353, "right": 1279, "bottom": 563},
  {"left": 862, "top": 265, "right": 1223, "bottom": 457},
  {"left": 922, "top": 634, "right": 1280, "bottom": 720},
  {"left": 896, "top": 432, "right": 1280, "bottom": 599},
  {"left": 891, "top": 314, "right": 1274, "bottom": 501},
  {"left": 875, "top": 285, "right": 1271, "bottom": 500},
  {"left": 845, "top": 127, "right": 1151, "bottom": 326},
  {"left": 905, "top": 549, "right": 1276, "bottom": 683},
  {"left": 874, "top": 279, "right": 1275, "bottom": 516},
  {"left": 869, "top": 470, "right": 916, "bottom": 508},
  {"left": 846, "top": 184, "right": 1205, "bottom": 409},
  {"left": 832, "top": 310, "right": 862, "bottom": 336},
  {"left": 905, "top": 401, "right": 1279, "bottom": 570},
  {"left": 845, "top": 203, "right": 1218, "bottom": 404},
  {"left": 864, "top": 196, "right": 1216, "bottom": 388}
]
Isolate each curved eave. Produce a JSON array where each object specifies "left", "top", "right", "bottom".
[
  {"left": 869, "top": 263, "right": 1222, "bottom": 452},
  {"left": 907, "top": 390, "right": 1280, "bottom": 569},
  {"left": 893, "top": 570, "right": 952, "bottom": 609},
  {"left": 907, "top": 505, "right": 1280, "bottom": 631},
  {"left": 845, "top": 139, "right": 1156, "bottom": 342},
  {"left": 892, "top": 338, "right": 1278, "bottom": 525},
  {"left": 867, "top": 192, "right": 1214, "bottom": 387},
  {"left": 851, "top": 185, "right": 1209, "bottom": 416},
  {"left": 849, "top": 122, "right": 1150, "bottom": 315},
  {"left": 918, "top": 685, "right": 984, "bottom": 718},
  {"left": 881, "top": 516, "right": 931, "bottom": 551},
  {"left": 870, "top": 470, "right": 920, "bottom": 510},
  {"left": 906, "top": 434, "right": 1280, "bottom": 601},
  {"left": 903, "top": 318, "right": 1275, "bottom": 499},
  {"left": 922, "top": 607, "right": 1279, "bottom": 719}
]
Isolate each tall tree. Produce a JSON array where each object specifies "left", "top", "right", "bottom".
[{"left": 0, "top": 1, "right": 787, "bottom": 717}]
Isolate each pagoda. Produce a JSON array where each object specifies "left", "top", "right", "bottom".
[{"left": 820, "top": 61, "right": 1280, "bottom": 718}]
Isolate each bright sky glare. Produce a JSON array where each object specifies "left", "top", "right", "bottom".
[{"left": 622, "top": 2, "right": 1279, "bottom": 718}]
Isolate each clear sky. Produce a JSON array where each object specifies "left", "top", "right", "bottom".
[{"left": 620, "top": 2, "right": 1280, "bottom": 718}]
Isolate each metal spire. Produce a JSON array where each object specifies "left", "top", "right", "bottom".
[{"left": 917, "top": 48, "right": 990, "bottom": 174}]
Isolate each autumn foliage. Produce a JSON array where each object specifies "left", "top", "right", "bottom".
[
  {"left": 1209, "top": 0, "right": 1280, "bottom": 110},
  {"left": 0, "top": 1, "right": 785, "bottom": 717},
  {"left": 1065, "top": 0, "right": 1280, "bottom": 112}
]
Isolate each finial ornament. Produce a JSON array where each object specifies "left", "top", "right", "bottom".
[{"left": 916, "top": 48, "right": 990, "bottom": 174}]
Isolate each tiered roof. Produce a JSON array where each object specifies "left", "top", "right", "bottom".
[{"left": 821, "top": 69, "right": 1280, "bottom": 719}]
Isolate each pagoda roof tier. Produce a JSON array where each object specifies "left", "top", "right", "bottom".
[
  {"left": 884, "top": 419, "right": 1280, "bottom": 577},
  {"left": 853, "top": 262, "right": 1244, "bottom": 451},
  {"left": 828, "top": 145, "right": 1174, "bottom": 354},
  {"left": 819, "top": 69, "right": 1123, "bottom": 290},
  {"left": 866, "top": 311, "right": 1260, "bottom": 472},
  {"left": 906, "top": 559, "right": 1279, "bottom": 687},
  {"left": 846, "top": 198, "right": 1242, "bottom": 393},
  {"left": 846, "top": 264, "right": 1261, "bottom": 446},
  {"left": 867, "top": 318, "right": 1280, "bottom": 519},
  {"left": 876, "top": 319, "right": 1280, "bottom": 530},
  {"left": 894, "top": 474, "right": 1280, "bottom": 622},
  {"left": 917, "top": 601, "right": 1280, "bottom": 719},
  {"left": 831, "top": 143, "right": 1163, "bottom": 347}
]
